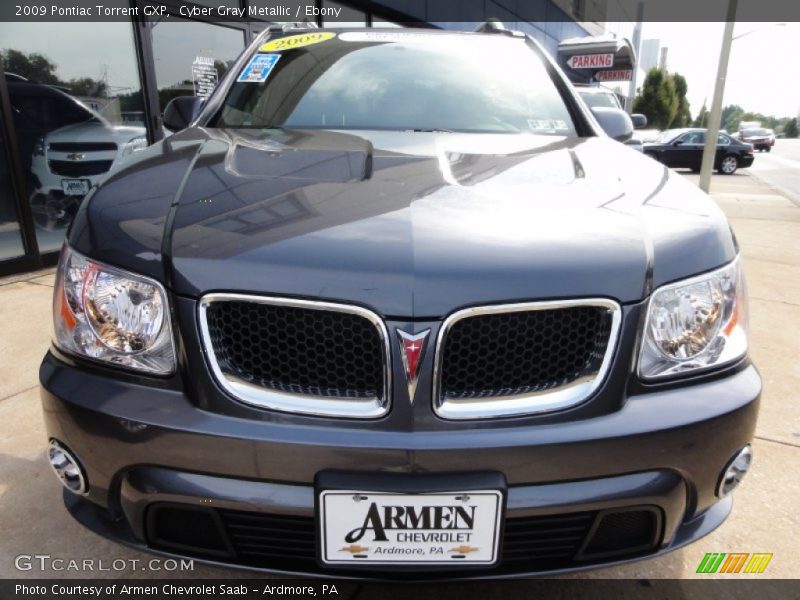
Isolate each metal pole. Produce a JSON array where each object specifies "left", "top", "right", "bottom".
[
  {"left": 626, "top": 2, "right": 644, "bottom": 113},
  {"left": 698, "top": 0, "right": 738, "bottom": 193}
]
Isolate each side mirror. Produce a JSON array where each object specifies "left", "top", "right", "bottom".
[
  {"left": 672, "top": 140, "right": 684, "bottom": 146},
  {"left": 163, "top": 96, "right": 204, "bottom": 132},
  {"left": 631, "top": 113, "right": 647, "bottom": 129},
  {"left": 590, "top": 107, "right": 633, "bottom": 142}
]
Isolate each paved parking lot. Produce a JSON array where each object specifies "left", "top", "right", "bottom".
[{"left": 1, "top": 164, "right": 798, "bottom": 580}]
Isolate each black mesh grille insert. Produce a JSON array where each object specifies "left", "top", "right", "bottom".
[
  {"left": 582, "top": 509, "right": 659, "bottom": 557},
  {"left": 205, "top": 300, "right": 384, "bottom": 399},
  {"left": 440, "top": 305, "right": 613, "bottom": 400}
]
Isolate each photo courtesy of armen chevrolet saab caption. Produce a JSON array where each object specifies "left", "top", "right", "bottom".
[{"left": 40, "top": 24, "right": 760, "bottom": 579}]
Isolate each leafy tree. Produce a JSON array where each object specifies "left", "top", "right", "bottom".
[
  {"left": 669, "top": 73, "right": 691, "bottom": 128},
  {"left": 66, "top": 77, "right": 108, "bottom": 98},
  {"left": 0, "top": 48, "right": 60, "bottom": 84},
  {"left": 633, "top": 68, "right": 678, "bottom": 130},
  {"left": 694, "top": 102, "right": 709, "bottom": 127},
  {"left": 785, "top": 118, "right": 799, "bottom": 138}
]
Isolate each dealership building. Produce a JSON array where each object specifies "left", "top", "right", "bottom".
[{"left": 0, "top": 0, "right": 620, "bottom": 276}]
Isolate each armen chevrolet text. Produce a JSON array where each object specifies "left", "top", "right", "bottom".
[{"left": 40, "top": 24, "right": 760, "bottom": 579}]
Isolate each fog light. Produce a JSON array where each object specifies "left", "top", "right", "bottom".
[
  {"left": 717, "top": 445, "right": 752, "bottom": 497},
  {"left": 48, "top": 440, "right": 88, "bottom": 495}
]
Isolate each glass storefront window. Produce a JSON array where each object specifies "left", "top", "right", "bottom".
[
  {"left": 0, "top": 22, "right": 146, "bottom": 254},
  {"left": 151, "top": 20, "right": 245, "bottom": 112},
  {"left": 0, "top": 114, "right": 26, "bottom": 261}
]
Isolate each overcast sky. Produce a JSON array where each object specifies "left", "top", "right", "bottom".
[{"left": 637, "top": 22, "right": 800, "bottom": 119}]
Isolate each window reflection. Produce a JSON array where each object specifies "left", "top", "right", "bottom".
[
  {"left": 0, "top": 22, "right": 146, "bottom": 253},
  {"left": 152, "top": 19, "right": 245, "bottom": 112},
  {"left": 0, "top": 114, "right": 25, "bottom": 260}
]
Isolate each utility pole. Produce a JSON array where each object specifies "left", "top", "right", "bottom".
[
  {"left": 698, "top": 0, "right": 738, "bottom": 193},
  {"left": 626, "top": 2, "right": 644, "bottom": 113}
]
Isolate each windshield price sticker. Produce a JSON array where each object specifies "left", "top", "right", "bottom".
[
  {"left": 320, "top": 490, "right": 502, "bottom": 565},
  {"left": 237, "top": 54, "right": 280, "bottom": 83},
  {"left": 259, "top": 32, "right": 336, "bottom": 53}
]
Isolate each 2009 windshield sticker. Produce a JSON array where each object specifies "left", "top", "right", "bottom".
[
  {"left": 259, "top": 32, "right": 336, "bottom": 53},
  {"left": 237, "top": 54, "right": 280, "bottom": 83}
]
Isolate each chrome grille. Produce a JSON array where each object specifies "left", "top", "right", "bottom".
[
  {"left": 434, "top": 300, "right": 621, "bottom": 419},
  {"left": 199, "top": 294, "right": 390, "bottom": 418}
]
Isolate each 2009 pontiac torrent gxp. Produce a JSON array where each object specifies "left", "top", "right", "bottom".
[{"left": 41, "top": 26, "right": 759, "bottom": 579}]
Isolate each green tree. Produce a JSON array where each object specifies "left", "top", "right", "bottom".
[
  {"left": 0, "top": 48, "right": 60, "bottom": 84},
  {"left": 669, "top": 73, "right": 691, "bottom": 128},
  {"left": 785, "top": 118, "right": 799, "bottom": 138},
  {"left": 66, "top": 77, "right": 108, "bottom": 98},
  {"left": 694, "top": 102, "right": 709, "bottom": 127},
  {"left": 633, "top": 68, "right": 678, "bottom": 130}
]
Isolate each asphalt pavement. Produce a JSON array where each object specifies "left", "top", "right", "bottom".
[
  {"left": 0, "top": 163, "right": 798, "bottom": 581},
  {"left": 748, "top": 138, "right": 800, "bottom": 205}
]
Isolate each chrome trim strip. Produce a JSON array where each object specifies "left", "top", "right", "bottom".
[
  {"left": 432, "top": 298, "right": 622, "bottom": 420},
  {"left": 198, "top": 293, "right": 391, "bottom": 419}
]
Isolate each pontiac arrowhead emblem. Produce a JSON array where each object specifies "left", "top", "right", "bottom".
[{"left": 397, "top": 329, "right": 430, "bottom": 404}]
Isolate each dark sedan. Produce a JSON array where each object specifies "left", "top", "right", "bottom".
[
  {"left": 40, "top": 26, "right": 758, "bottom": 579},
  {"left": 643, "top": 128, "right": 754, "bottom": 174}
]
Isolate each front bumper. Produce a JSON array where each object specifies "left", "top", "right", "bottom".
[{"left": 40, "top": 352, "right": 760, "bottom": 578}]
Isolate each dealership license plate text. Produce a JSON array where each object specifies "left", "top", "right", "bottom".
[{"left": 319, "top": 490, "right": 502, "bottom": 564}]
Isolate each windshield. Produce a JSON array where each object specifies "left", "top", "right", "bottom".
[
  {"left": 577, "top": 90, "right": 619, "bottom": 109},
  {"left": 215, "top": 31, "right": 576, "bottom": 135}
]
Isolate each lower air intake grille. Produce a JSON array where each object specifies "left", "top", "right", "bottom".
[{"left": 147, "top": 504, "right": 660, "bottom": 577}]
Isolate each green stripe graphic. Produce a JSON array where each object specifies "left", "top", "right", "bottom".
[{"left": 697, "top": 553, "right": 728, "bottom": 573}]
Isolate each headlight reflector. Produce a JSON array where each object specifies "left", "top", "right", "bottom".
[
  {"left": 638, "top": 258, "right": 748, "bottom": 380},
  {"left": 53, "top": 246, "right": 175, "bottom": 374}
]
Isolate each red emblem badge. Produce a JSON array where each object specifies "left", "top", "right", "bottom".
[{"left": 397, "top": 329, "right": 430, "bottom": 403}]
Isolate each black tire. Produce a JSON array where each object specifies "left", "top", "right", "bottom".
[
  {"left": 718, "top": 155, "right": 739, "bottom": 175},
  {"left": 766, "top": 146, "right": 772, "bottom": 153}
]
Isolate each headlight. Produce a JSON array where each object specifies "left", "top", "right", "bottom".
[
  {"left": 638, "top": 258, "right": 748, "bottom": 380},
  {"left": 53, "top": 246, "right": 175, "bottom": 374},
  {"left": 33, "top": 137, "right": 45, "bottom": 156},
  {"left": 119, "top": 136, "right": 148, "bottom": 159}
]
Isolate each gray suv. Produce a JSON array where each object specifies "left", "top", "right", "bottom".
[{"left": 40, "top": 25, "right": 758, "bottom": 579}]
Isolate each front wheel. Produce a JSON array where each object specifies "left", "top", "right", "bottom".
[{"left": 719, "top": 155, "right": 739, "bottom": 175}]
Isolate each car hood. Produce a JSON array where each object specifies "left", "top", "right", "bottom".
[
  {"left": 71, "top": 127, "right": 736, "bottom": 317},
  {"left": 45, "top": 120, "right": 146, "bottom": 144}
]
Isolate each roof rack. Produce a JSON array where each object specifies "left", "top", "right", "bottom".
[
  {"left": 473, "top": 19, "right": 523, "bottom": 37},
  {"left": 474, "top": 19, "right": 508, "bottom": 34},
  {"left": 268, "top": 20, "right": 319, "bottom": 33}
]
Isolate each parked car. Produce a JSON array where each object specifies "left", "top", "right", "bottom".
[
  {"left": 41, "top": 25, "right": 758, "bottom": 579},
  {"left": 574, "top": 84, "right": 647, "bottom": 150},
  {"left": 5, "top": 75, "right": 147, "bottom": 230},
  {"left": 738, "top": 127, "right": 775, "bottom": 152},
  {"left": 643, "top": 128, "right": 754, "bottom": 174}
]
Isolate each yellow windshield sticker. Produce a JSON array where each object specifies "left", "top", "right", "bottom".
[{"left": 259, "top": 32, "right": 336, "bottom": 53}]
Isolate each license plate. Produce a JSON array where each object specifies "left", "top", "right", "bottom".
[
  {"left": 319, "top": 490, "right": 502, "bottom": 565},
  {"left": 61, "top": 179, "right": 90, "bottom": 196}
]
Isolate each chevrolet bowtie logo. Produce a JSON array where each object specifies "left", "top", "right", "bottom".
[
  {"left": 340, "top": 544, "right": 369, "bottom": 554},
  {"left": 66, "top": 153, "right": 86, "bottom": 161},
  {"left": 450, "top": 545, "right": 479, "bottom": 554}
]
